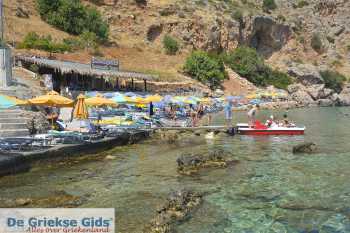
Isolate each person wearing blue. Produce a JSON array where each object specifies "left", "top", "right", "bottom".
[
  {"left": 224, "top": 100, "right": 234, "bottom": 127},
  {"left": 149, "top": 101, "right": 154, "bottom": 117}
]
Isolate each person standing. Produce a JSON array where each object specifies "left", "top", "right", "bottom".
[
  {"left": 224, "top": 100, "right": 233, "bottom": 127},
  {"left": 206, "top": 105, "right": 213, "bottom": 126},
  {"left": 190, "top": 106, "right": 197, "bottom": 127},
  {"left": 149, "top": 101, "right": 154, "bottom": 117},
  {"left": 247, "top": 104, "right": 260, "bottom": 127},
  {"left": 196, "top": 103, "right": 204, "bottom": 126}
]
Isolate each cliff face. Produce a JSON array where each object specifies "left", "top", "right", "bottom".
[{"left": 5, "top": 0, "right": 350, "bottom": 84}]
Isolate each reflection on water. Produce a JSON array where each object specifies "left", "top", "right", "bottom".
[{"left": 0, "top": 108, "right": 350, "bottom": 232}]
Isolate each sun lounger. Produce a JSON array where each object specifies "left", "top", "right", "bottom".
[
  {"left": 48, "top": 130, "right": 85, "bottom": 144},
  {"left": 0, "top": 137, "right": 52, "bottom": 152}
]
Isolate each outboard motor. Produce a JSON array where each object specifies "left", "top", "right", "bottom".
[{"left": 226, "top": 127, "right": 237, "bottom": 136}]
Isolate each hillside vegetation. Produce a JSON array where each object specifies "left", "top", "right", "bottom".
[
  {"left": 4, "top": 0, "right": 350, "bottom": 90},
  {"left": 37, "top": 0, "right": 109, "bottom": 41}
]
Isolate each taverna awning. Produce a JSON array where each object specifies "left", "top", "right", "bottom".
[{"left": 16, "top": 56, "right": 155, "bottom": 81}]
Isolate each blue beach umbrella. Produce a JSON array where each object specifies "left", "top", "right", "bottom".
[
  {"left": 153, "top": 101, "right": 166, "bottom": 108},
  {"left": 249, "top": 99, "right": 262, "bottom": 105},
  {"left": 85, "top": 91, "right": 98, "bottom": 97},
  {"left": 172, "top": 96, "right": 186, "bottom": 105},
  {"left": 112, "top": 95, "right": 128, "bottom": 103},
  {"left": 163, "top": 95, "right": 173, "bottom": 103},
  {"left": 226, "top": 96, "right": 241, "bottom": 101},
  {"left": 124, "top": 92, "right": 136, "bottom": 97},
  {"left": 103, "top": 92, "right": 116, "bottom": 98},
  {"left": 0, "top": 95, "right": 16, "bottom": 109},
  {"left": 183, "top": 96, "right": 198, "bottom": 105}
]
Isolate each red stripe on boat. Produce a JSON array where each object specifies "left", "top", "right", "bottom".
[{"left": 239, "top": 130, "right": 304, "bottom": 135}]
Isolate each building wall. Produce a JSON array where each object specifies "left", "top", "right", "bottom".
[{"left": 0, "top": 48, "right": 12, "bottom": 88}]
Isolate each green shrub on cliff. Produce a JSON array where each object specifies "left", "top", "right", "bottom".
[
  {"left": 294, "top": 0, "right": 309, "bottom": 8},
  {"left": 18, "top": 32, "right": 72, "bottom": 53},
  {"left": 263, "top": 0, "right": 277, "bottom": 10},
  {"left": 320, "top": 70, "right": 346, "bottom": 93},
  {"left": 36, "top": 0, "right": 108, "bottom": 41},
  {"left": 224, "top": 46, "right": 292, "bottom": 89},
  {"left": 163, "top": 35, "right": 180, "bottom": 55},
  {"left": 311, "top": 33, "right": 323, "bottom": 53},
  {"left": 184, "top": 51, "right": 227, "bottom": 89}
]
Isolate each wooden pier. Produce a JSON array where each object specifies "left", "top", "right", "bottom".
[{"left": 154, "top": 126, "right": 232, "bottom": 131}]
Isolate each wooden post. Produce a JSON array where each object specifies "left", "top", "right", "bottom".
[
  {"left": 131, "top": 78, "right": 134, "bottom": 90},
  {"left": 116, "top": 77, "right": 119, "bottom": 90},
  {"left": 144, "top": 79, "right": 147, "bottom": 92}
]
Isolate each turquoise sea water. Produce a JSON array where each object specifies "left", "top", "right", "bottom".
[{"left": 0, "top": 107, "right": 350, "bottom": 232}]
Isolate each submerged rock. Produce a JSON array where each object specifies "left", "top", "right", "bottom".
[
  {"left": 0, "top": 190, "right": 85, "bottom": 208},
  {"left": 321, "top": 214, "right": 350, "bottom": 233},
  {"left": 159, "top": 131, "right": 179, "bottom": 144},
  {"left": 293, "top": 142, "right": 317, "bottom": 154},
  {"left": 143, "top": 189, "right": 202, "bottom": 233},
  {"left": 177, "top": 149, "right": 236, "bottom": 175}
]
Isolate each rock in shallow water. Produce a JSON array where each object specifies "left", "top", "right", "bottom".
[
  {"left": 293, "top": 143, "right": 317, "bottom": 154},
  {"left": 177, "top": 149, "right": 237, "bottom": 175},
  {"left": 143, "top": 189, "right": 202, "bottom": 233},
  {"left": 321, "top": 214, "right": 350, "bottom": 233}
]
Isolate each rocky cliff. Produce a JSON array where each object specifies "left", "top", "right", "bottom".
[{"left": 5, "top": 0, "right": 350, "bottom": 99}]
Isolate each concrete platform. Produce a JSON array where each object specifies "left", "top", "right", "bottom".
[
  {"left": 0, "top": 118, "right": 30, "bottom": 124},
  {"left": 0, "top": 123, "right": 28, "bottom": 130},
  {"left": 0, "top": 130, "right": 151, "bottom": 177},
  {"left": 154, "top": 126, "right": 230, "bottom": 131},
  {"left": 0, "top": 129, "right": 29, "bottom": 137}
]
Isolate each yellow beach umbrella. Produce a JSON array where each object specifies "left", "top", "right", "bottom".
[
  {"left": 14, "top": 98, "right": 29, "bottom": 106},
  {"left": 73, "top": 94, "right": 89, "bottom": 119},
  {"left": 28, "top": 91, "right": 74, "bottom": 107},
  {"left": 5, "top": 96, "right": 28, "bottom": 106},
  {"left": 85, "top": 93, "right": 117, "bottom": 107},
  {"left": 128, "top": 96, "right": 148, "bottom": 105},
  {"left": 200, "top": 97, "right": 212, "bottom": 104},
  {"left": 144, "top": 95, "right": 163, "bottom": 103},
  {"left": 246, "top": 93, "right": 258, "bottom": 99}
]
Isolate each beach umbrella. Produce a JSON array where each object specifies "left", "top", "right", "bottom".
[
  {"left": 85, "top": 91, "right": 98, "bottom": 97},
  {"left": 153, "top": 101, "right": 166, "bottom": 108},
  {"left": 0, "top": 95, "right": 16, "bottom": 108},
  {"left": 183, "top": 96, "right": 198, "bottom": 105},
  {"left": 73, "top": 94, "right": 89, "bottom": 119},
  {"left": 184, "top": 96, "right": 201, "bottom": 104},
  {"left": 103, "top": 92, "right": 116, "bottom": 98},
  {"left": 200, "top": 97, "right": 213, "bottom": 104},
  {"left": 27, "top": 91, "right": 74, "bottom": 107},
  {"left": 172, "top": 96, "right": 186, "bottom": 104},
  {"left": 246, "top": 93, "right": 258, "bottom": 99},
  {"left": 0, "top": 95, "right": 28, "bottom": 108},
  {"left": 163, "top": 95, "right": 173, "bottom": 103},
  {"left": 144, "top": 94, "right": 163, "bottom": 103},
  {"left": 112, "top": 94, "right": 132, "bottom": 104},
  {"left": 85, "top": 93, "right": 117, "bottom": 107},
  {"left": 227, "top": 96, "right": 243, "bottom": 101},
  {"left": 249, "top": 99, "right": 262, "bottom": 105},
  {"left": 226, "top": 96, "right": 234, "bottom": 101},
  {"left": 124, "top": 92, "right": 136, "bottom": 97},
  {"left": 127, "top": 96, "right": 148, "bottom": 105},
  {"left": 12, "top": 98, "right": 28, "bottom": 106}
]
